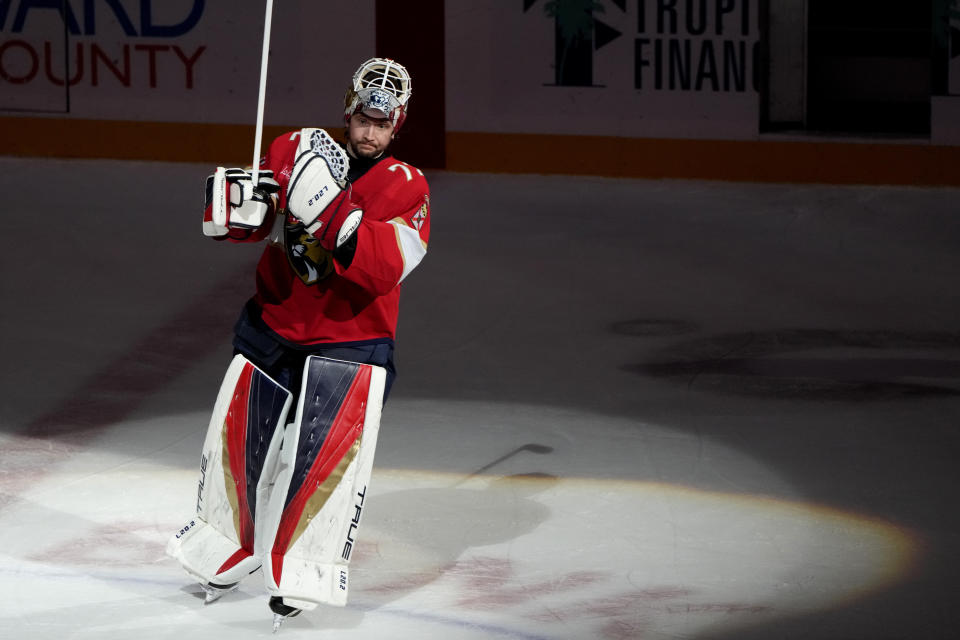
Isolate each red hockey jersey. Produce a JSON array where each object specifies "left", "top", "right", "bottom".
[{"left": 230, "top": 129, "right": 430, "bottom": 346}]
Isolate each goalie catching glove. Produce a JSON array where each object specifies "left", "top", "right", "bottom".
[
  {"left": 286, "top": 129, "right": 363, "bottom": 251},
  {"left": 203, "top": 168, "right": 280, "bottom": 237}
]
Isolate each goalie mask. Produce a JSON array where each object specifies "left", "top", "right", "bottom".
[{"left": 343, "top": 57, "right": 412, "bottom": 131}]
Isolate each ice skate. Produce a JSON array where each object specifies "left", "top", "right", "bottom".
[
  {"left": 269, "top": 596, "right": 302, "bottom": 633},
  {"left": 200, "top": 581, "right": 239, "bottom": 604}
]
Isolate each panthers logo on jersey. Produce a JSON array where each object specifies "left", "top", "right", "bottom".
[{"left": 285, "top": 220, "right": 335, "bottom": 285}]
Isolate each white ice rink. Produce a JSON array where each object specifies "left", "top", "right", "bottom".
[{"left": 1, "top": 157, "right": 958, "bottom": 639}]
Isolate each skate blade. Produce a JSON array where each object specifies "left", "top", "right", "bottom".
[
  {"left": 201, "top": 583, "right": 238, "bottom": 604},
  {"left": 271, "top": 608, "right": 301, "bottom": 632}
]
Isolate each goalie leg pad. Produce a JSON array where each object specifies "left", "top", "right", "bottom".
[
  {"left": 255, "top": 356, "right": 386, "bottom": 609},
  {"left": 166, "top": 354, "right": 293, "bottom": 586}
]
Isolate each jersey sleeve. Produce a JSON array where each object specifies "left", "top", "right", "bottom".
[{"left": 333, "top": 174, "right": 430, "bottom": 296}]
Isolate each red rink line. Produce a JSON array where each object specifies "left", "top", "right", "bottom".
[{"left": 0, "top": 273, "right": 255, "bottom": 511}]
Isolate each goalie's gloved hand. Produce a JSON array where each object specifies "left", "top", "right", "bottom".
[
  {"left": 203, "top": 168, "right": 280, "bottom": 237},
  {"left": 286, "top": 130, "right": 362, "bottom": 251}
]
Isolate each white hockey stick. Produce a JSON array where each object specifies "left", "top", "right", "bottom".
[{"left": 251, "top": 0, "right": 274, "bottom": 185}]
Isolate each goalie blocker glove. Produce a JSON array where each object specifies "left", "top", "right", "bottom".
[
  {"left": 203, "top": 168, "right": 280, "bottom": 238},
  {"left": 286, "top": 129, "right": 362, "bottom": 253}
]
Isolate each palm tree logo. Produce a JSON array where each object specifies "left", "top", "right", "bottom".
[{"left": 524, "top": 0, "right": 625, "bottom": 87}]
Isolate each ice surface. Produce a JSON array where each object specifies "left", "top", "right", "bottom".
[{"left": 1, "top": 157, "right": 959, "bottom": 638}]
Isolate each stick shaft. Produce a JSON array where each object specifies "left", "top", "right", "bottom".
[{"left": 251, "top": 0, "right": 274, "bottom": 184}]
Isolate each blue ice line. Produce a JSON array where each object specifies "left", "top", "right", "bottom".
[
  {"left": 0, "top": 564, "right": 187, "bottom": 587},
  {"left": 353, "top": 603, "right": 558, "bottom": 640},
  {"left": 2, "top": 565, "right": 558, "bottom": 640}
]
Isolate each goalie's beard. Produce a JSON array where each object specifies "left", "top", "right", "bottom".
[{"left": 346, "top": 138, "right": 389, "bottom": 160}]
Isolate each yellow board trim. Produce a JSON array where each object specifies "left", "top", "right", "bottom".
[
  {"left": 446, "top": 131, "right": 960, "bottom": 186},
  {"left": 2, "top": 116, "right": 959, "bottom": 185}
]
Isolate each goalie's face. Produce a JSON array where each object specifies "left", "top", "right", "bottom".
[{"left": 347, "top": 113, "right": 395, "bottom": 159}]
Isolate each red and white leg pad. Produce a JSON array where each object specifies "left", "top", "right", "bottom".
[
  {"left": 166, "top": 355, "right": 293, "bottom": 586},
  {"left": 256, "top": 356, "right": 385, "bottom": 610}
]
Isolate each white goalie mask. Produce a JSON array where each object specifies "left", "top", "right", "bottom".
[{"left": 343, "top": 57, "right": 412, "bottom": 131}]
